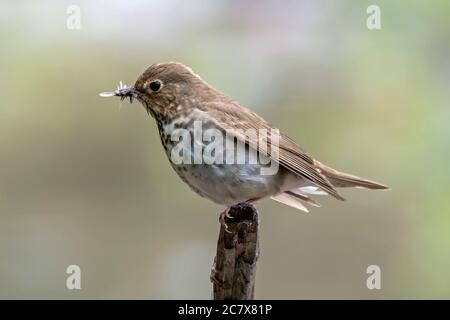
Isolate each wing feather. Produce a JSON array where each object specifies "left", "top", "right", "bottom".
[{"left": 198, "top": 101, "right": 345, "bottom": 201}]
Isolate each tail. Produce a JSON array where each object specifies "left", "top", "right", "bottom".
[
  {"left": 314, "top": 161, "right": 389, "bottom": 190},
  {"left": 270, "top": 162, "right": 388, "bottom": 212}
]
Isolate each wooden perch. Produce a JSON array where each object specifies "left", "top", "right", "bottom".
[{"left": 211, "top": 203, "right": 260, "bottom": 300}]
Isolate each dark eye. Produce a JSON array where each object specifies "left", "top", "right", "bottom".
[{"left": 149, "top": 80, "right": 162, "bottom": 92}]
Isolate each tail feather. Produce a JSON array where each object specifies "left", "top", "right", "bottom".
[
  {"left": 272, "top": 162, "right": 389, "bottom": 212},
  {"left": 271, "top": 190, "right": 323, "bottom": 212},
  {"left": 271, "top": 193, "right": 309, "bottom": 212},
  {"left": 285, "top": 190, "right": 321, "bottom": 207},
  {"left": 314, "top": 161, "right": 389, "bottom": 190}
]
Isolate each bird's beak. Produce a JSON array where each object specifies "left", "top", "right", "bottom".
[
  {"left": 116, "top": 87, "right": 141, "bottom": 103},
  {"left": 99, "top": 81, "right": 141, "bottom": 103}
]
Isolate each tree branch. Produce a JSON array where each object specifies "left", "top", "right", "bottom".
[{"left": 211, "top": 203, "right": 259, "bottom": 300}]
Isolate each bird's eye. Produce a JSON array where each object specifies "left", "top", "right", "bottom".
[{"left": 149, "top": 80, "right": 162, "bottom": 92}]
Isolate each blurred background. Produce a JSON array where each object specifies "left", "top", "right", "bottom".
[{"left": 0, "top": 0, "right": 449, "bottom": 299}]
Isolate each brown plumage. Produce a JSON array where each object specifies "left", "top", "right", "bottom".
[{"left": 103, "top": 62, "right": 388, "bottom": 211}]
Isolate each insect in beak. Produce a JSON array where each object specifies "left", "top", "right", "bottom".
[{"left": 99, "top": 81, "right": 140, "bottom": 103}]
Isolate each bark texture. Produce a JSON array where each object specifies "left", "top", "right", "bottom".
[{"left": 211, "top": 203, "right": 259, "bottom": 300}]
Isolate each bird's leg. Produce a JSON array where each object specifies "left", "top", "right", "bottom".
[{"left": 245, "top": 197, "right": 261, "bottom": 204}]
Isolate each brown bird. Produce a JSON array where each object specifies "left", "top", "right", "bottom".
[{"left": 100, "top": 62, "right": 388, "bottom": 212}]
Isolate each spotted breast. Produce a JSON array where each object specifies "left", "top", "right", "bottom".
[{"left": 158, "top": 112, "right": 293, "bottom": 206}]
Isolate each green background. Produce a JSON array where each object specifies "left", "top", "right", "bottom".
[{"left": 1, "top": 0, "right": 449, "bottom": 298}]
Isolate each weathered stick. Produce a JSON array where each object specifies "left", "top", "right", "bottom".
[{"left": 211, "top": 203, "right": 260, "bottom": 300}]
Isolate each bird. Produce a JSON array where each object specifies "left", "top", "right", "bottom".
[{"left": 100, "top": 62, "right": 388, "bottom": 212}]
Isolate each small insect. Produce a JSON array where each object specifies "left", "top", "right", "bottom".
[{"left": 99, "top": 81, "right": 139, "bottom": 103}]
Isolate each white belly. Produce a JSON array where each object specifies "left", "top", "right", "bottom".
[
  {"left": 161, "top": 117, "right": 291, "bottom": 205},
  {"left": 159, "top": 115, "right": 310, "bottom": 206},
  {"left": 171, "top": 161, "right": 287, "bottom": 205}
]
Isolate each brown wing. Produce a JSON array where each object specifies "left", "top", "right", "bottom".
[{"left": 199, "top": 101, "right": 345, "bottom": 201}]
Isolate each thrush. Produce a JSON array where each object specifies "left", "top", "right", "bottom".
[{"left": 100, "top": 62, "right": 388, "bottom": 212}]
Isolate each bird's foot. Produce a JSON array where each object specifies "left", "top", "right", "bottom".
[{"left": 220, "top": 202, "right": 257, "bottom": 233}]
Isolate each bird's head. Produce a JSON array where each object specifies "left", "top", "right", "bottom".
[
  {"left": 100, "top": 62, "right": 227, "bottom": 123},
  {"left": 134, "top": 63, "right": 200, "bottom": 117}
]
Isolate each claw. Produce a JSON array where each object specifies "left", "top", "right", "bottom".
[
  {"left": 219, "top": 210, "right": 232, "bottom": 234},
  {"left": 224, "top": 209, "right": 234, "bottom": 221}
]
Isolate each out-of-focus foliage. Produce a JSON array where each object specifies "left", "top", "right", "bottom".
[{"left": 0, "top": 0, "right": 449, "bottom": 298}]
